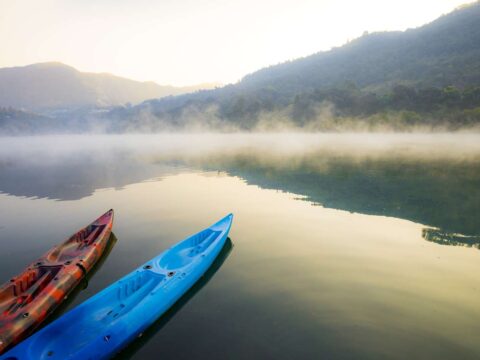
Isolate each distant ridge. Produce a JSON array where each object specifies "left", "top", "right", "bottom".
[{"left": 0, "top": 62, "right": 219, "bottom": 111}]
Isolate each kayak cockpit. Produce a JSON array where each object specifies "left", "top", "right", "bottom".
[
  {"left": 158, "top": 229, "right": 220, "bottom": 270},
  {"left": 0, "top": 265, "right": 63, "bottom": 316}
]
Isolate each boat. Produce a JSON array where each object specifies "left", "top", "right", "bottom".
[
  {"left": 0, "top": 209, "right": 114, "bottom": 354},
  {"left": 0, "top": 213, "right": 233, "bottom": 360},
  {"left": 119, "top": 237, "right": 233, "bottom": 358}
]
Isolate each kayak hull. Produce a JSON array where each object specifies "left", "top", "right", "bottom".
[
  {"left": 1, "top": 213, "right": 232, "bottom": 360},
  {"left": 0, "top": 209, "right": 114, "bottom": 354}
]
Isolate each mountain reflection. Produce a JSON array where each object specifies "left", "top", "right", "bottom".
[
  {"left": 422, "top": 228, "right": 480, "bottom": 248},
  {"left": 194, "top": 153, "right": 480, "bottom": 236},
  {"left": 0, "top": 153, "right": 181, "bottom": 200}
]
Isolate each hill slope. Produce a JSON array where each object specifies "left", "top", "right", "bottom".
[
  {"left": 0, "top": 62, "right": 218, "bottom": 111},
  {"left": 239, "top": 1, "right": 480, "bottom": 94},
  {"left": 108, "top": 1, "right": 479, "bottom": 131}
]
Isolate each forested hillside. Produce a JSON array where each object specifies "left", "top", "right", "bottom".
[{"left": 105, "top": 2, "right": 480, "bottom": 131}]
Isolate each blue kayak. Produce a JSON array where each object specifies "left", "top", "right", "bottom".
[{"left": 1, "top": 214, "right": 233, "bottom": 360}]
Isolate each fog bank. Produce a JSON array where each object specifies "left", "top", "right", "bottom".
[{"left": 1, "top": 133, "right": 480, "bottom": 163}]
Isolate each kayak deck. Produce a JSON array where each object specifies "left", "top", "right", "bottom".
[
  {"left": 1, "top": 213, "right": 232, "bottom": 360},
  {"left": 0, "top": 209, "right": 114, "bottom": 354}
]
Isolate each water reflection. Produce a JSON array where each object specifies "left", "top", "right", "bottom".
[
  {"left": 197, "top": 155, "right": 480, "bottom": 236},
  {"left": 116, "top": 238, "right": 233, "bottom": 359},
  {"left": 0, "top": 153, "right": 178, "bottom": 200},
  {"left": 423, "top": 228, "right": 480, "bottom": 248},
  {"left": 0, "top": 134, "right": 478, "bottom": 238}
]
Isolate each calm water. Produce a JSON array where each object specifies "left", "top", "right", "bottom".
[{"left": 1, "top": 134, "right": 480, "bottom": 359}]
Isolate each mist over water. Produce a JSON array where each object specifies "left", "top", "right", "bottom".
[
  {"left": 1, "top": 133, "right": 479, "bottom": 231},
  {"left": 2, "top": 132, "right": 480, "bottom": 160},
  {"left": 1, "top": 133, "right": 480, "bottom": 359}
]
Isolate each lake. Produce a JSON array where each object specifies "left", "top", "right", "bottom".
[{"left": 0, "top": 133, "right": 480, "bottom": 359}]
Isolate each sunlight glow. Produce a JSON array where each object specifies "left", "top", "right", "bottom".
[{"left": 0, "top": 0, "right": 472, "bottom": 85}]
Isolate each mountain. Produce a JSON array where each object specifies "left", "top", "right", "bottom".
[
  {"left": 102, "top": 1, "right": 479, "bottom": 132},
  {"left": 0, "top": 62, "right": 219, "bottom": 111},
  {"left": 1, "top": 2, "right": 480, "bottom": 133},
  {"left": 239, "top": 1, "right": 480, "bottom": 93}
]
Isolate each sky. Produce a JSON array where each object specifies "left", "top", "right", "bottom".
[{"left": 0, "top": 0, "right": 472, "bottom": 86}]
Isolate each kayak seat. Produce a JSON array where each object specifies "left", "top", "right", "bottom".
[
  {"left": 0, "top": 265, "right": 62, "bottom": 316},
  {"left": 158, "top": 230, "right": 220, "bottom": 270},
  {"left": 45, "top": 224, "right": 106, "bottom": 263},
  {"left": 103, "top": 271, "right": 164, "bottom": 322}
]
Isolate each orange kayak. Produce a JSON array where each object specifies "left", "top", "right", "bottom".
[{"left": 0, "top": 209, "right": 114, "bottom": 354}]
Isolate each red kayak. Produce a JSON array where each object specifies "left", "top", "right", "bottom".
[{"left": 0, "top": 209, "right": 114, "bottom": 354}]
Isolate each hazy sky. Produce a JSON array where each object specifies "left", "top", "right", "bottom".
[{"left": 0, "top": 0, "right": 471, "bottom": 86}]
